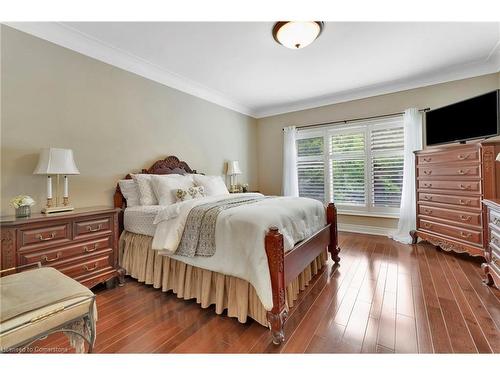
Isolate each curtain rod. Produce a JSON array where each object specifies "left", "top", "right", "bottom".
[{"left": 283, "top": 108, "right": 430, "bottom": 131}]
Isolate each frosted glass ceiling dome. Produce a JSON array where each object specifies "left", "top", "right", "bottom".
[{"left": 272, "top": 21, "right": 324, "bottom": 49}]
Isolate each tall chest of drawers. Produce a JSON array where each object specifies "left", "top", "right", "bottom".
[
  {"left": 411, "top": 141, "right": 500, "bottom": 257},
  {"left": 0, "top": 206, "right": 125, "bottom": 289},
  {"left": 482, "top": 199, "right": 500, "bottom": 287}
]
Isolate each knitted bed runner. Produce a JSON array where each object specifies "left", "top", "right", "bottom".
[{"left": 175, "top": 196, "right": 269, "bottom": 257}]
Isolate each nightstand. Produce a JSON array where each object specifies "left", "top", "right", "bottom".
[{"left": 0, "top": 206, "right": 125, "bottom": 289}]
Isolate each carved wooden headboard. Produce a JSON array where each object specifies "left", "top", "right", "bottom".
[{"left": 113, "top": 155, "right": 197, "bottom": 210}]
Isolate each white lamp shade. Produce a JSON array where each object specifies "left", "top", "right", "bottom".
[
  {"left": 33, "top": 148, "right": 80, "bottom": 175},
  {"left": 227, "top": 160, "right": 242, "bottom": 175}
]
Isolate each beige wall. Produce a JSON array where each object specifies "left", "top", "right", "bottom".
[
  {"left": 257, "top": 72, "right": 500, "bottom": 230},
  {"left": 0, "top": 26, "right": 258, "bottom": 215}
]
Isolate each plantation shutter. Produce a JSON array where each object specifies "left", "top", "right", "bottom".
[
  {"left": 370, "top": 125, "right": 404, "bottom": 208},
  {"left": 295, "top": 115, "right": 404, "bottom": 215},
  {"left": 330, "top": 131, "right": 366, "bottom": 205},
  {"left": 296, "top": 137, "right": 324, "bottom": 201}
]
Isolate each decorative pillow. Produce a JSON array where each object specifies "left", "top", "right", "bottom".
[
  {"left": 150, "top": 174, "right": 195, "bottom": 206},
  {"left": 192, "top": 175, "right": 229, "bottom": 196},
  {"left": 118, "top": 179, "right": 140, "bottom": 207},
  {"left": 131, "top": 174, "right": 161, "bottom": 206},
  {"left": 175, "top": 186, "right": 205, "bottom": 202}
]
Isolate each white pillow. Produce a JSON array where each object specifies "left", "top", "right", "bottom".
[
  {"left": 175, "top": 186, "right": 205, "bottom": 202},
  {"left": 151, "top": 174, "right": 195, "bottom": 206},
  {"left": 131, "top": 174, "right": 160, "bottom": 206},
  {"left": 118, "top": 179, "right": 140, "bottom": 207},
  {"left": 192, "top": 175, "right": 229, "bottom": 196}
]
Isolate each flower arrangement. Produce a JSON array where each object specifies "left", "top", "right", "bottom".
[{"left": 10, "top": 195, "right": 35, "bottom": 208}]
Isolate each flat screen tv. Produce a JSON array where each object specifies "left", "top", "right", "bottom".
[{"left": 425, "top": 90, "right": 500, "bottom": 146}]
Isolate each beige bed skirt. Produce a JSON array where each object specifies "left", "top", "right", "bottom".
[{"left": 119, "top": 231, "right": 327, "bottom": 327}]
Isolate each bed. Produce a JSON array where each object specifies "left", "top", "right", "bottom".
[{"left": 114, "top": 156, "right": 340, "bottom": 344}]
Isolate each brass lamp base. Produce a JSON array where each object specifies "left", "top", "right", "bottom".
[{"left": 42, "top": 206, "right": 74, "bottom": 214}]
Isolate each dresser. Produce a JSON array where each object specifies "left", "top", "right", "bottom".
[
  {"left": 0, "top": 207, "right": 125, "bottom": 289},
  {"left": 411, "top": 141, "right": 500, "bottom": 257},
  {"left": 482, "top": 199, "right": 500, "bottom": 287}
]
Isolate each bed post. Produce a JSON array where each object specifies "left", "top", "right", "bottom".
[
  {"left": 327, "top": 203, "right": 341, "bottom": 264},
  {"left": 265, "top": 226, "right": 288, "bottom": 345}
]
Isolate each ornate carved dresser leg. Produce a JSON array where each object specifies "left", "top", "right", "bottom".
[
  {"left": 409, "top": 230, "right": 418, "bottom": 245},
  {"left": 482, "top": 263, "right": 494, "bottom": 286},
  {"left": 327, "top": 203, "right": 341, "bottom": 264},
  {"left": 265, "top": 226, "right": 288, "bottom": 344}
]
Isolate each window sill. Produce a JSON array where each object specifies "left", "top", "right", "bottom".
[{"left": 337, "top": 210, "right": 400, "bottom": 219}]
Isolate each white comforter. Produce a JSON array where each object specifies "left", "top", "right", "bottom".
[{"left": 152, "top": 193, "right": 326, "bottom": 310}]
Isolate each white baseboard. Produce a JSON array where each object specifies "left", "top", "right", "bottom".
[{"left": 338, "top": 223, "right": 394, "bottom": 237}]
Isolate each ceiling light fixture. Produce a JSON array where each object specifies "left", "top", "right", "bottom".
[{"left": 272, "top": 21, "right": 324, "bottom": 50}]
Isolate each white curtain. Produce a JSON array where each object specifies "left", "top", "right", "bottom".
[
  {"left": 282, "top": 126, "right": 299, "bottom": 197},
  {"left": 390, "top": 108, "right": 423, "bottom": 244}
]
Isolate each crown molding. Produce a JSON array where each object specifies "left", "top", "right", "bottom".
[
  {"left": 254, "top": 56, "right": 500, "bottom": 118},
  {"left": 4, "top": 22, "right": 499, "bottom": 120},
  {"left": 4, "top": 22, "right": 256, "bottom": 117}
]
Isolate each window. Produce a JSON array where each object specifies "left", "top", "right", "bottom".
[{"left": 296, "top": 116, "right": 404, "bottom": 217}]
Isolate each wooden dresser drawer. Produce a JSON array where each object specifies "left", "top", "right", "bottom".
[
  {"left": 58, "top": 251, "right": 113, "bottom": 279},
  {"left": 488, "top": 243, "right": 500, "bottom": 275},
  {"left": 417, "top": 165, "right": 480, "bottom": 178},
  {"left": 418, "top": 205, "right": 481, "bottom": 227},
  {"left": 74, "top": 216, "right": 112, "bottom": 239},
  {"left": 18, "top": 223, "right": 71, "bottom": 251},
  {"left": 416, "top": 147, "right": 479, "bottom": 165},
  {"left": 418, "top": 218, "right": 482, "bottom": 245},
  {"left": 18, "top": 236, "right": 112, "bottom": 267},
  {"left": 418, "top": 180, "right": 481, "bottom": 193},
  {"left": 418, "top": 192, "right": 481, "bottom": 209}
]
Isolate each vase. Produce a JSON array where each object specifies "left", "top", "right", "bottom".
[{"left": 15, "top": 205, "right": 31, "bottom": 218}]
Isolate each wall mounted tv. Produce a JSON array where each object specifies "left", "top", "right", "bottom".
[{"left": 425, "top": 89, "right": 500, "bottom": 146}]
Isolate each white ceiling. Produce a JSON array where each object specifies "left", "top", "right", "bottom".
[{"left": 7, "top": 22, "right": 500, "bottom": 118}]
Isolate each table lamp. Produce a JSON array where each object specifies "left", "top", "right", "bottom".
[
  {"left": 33, "top": 148, "right": 80, "bottom": 213},
  {"left": 227, "top": 160, "right": 242, "bottom": 193}
]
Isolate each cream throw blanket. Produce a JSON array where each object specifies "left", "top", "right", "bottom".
[{"left": 152, "top": 193, "right": 326, "bottom": 310}]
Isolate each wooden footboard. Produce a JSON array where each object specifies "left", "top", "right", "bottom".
[{"left": 264, "top": 202, "right": 340, "bottom": 344}]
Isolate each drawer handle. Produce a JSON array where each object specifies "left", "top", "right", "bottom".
[
  {"left": 459, "top": 215, "right": 471, "bottom": 222},
  {"left": 423, "top": 209, "right": 433, "bottom": 214},
  {"left": 423, "top": 170, "right": 432, "bottom": 175},
  {"left": 83, "top": 244, "right": 99, "bottom": 253},
  {"left": 83, "top": 263, "right": 98, "bottom": 272},
  {"left": 491, "top": 238, "right": 499, "bottom": 245},
  {"left": 457, "top": 153, "right": 472, "bottom": 160},
  {"left": 457, "top": 169, "right": 470, "bottom": 175},
  {"left": 493, "top": 218, "right": 500, "bottom": 225},
  {"left": 37, "top": 232, "right": 56, "bottom": 241},
  {"left": 493, "top": 257, "right": 499, "bottom": 266},
  {"left": 423, "top": 223, "right": 432, "bottom": 229},
  {"left": 459, "top": 184, "right": 471, "bottom": 190},
  {"left": 423, "top": 157, "right": 432, "bottom": 162},
  {"left": 41, "top": 252, "right": 62, "bottom": 263},
  {"left": 423, "top": 195, "right": 433, "bottom": 201},
  {"left": 86, "top": 224, "right": 102, "bottom": 232},
  {"left": 423, "top": 183, "right": 433, "bottom": 188},
  {"left": 460, "top": 231, "right": 472, "bottom": 239},
  {"left": 459, "top": 199, "right": 471, "bottom": 205}
]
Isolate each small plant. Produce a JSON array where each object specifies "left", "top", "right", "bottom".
[{"left": 10, "top": 195, "right": 35, "bottom": 208}]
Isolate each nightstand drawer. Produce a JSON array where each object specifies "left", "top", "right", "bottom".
[
  {"left": 19, "top": 236, "right": 112, "bottom": 266},
  {"left": 58, "top": 251, "right": 113, "bottom": 279},
  {"left": 74, "top": 216, "right": 112, "bottom": 239},
  {"left": 18, "top": 223, "right": 71, "bottom": 251}
]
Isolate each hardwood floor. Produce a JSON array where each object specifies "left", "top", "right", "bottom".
[{"left": 33, "top": 232, "right": 500, "bottom": 353}]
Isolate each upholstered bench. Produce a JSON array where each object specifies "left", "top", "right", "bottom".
[{"left": 0, "top": 266, "right": 97, "bottom": 353}]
